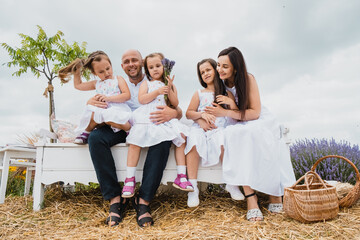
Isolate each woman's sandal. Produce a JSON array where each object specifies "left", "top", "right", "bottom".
[
  {"left": 104, "top": 198, "right": 129, "bottom": 227},
  {"left": 268, "top": 203, "right": 283, "bottom": 213},
  {"left": 245, "top": 192, "right": 264, "bottom": 221},
  {"left": 132, "top": 195, "right": 154, "bottom": 227}
]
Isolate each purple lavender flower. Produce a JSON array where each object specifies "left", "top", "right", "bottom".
[
  {"left": 161, "top": 57, "right": 175, "bottom": 101},
  {"left": 290, "top": 138, "right": 360, "bottom": 184}
]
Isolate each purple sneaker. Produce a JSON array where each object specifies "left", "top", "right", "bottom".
[{"left": 74, "top": 132, "right": 90, "bottom": 144}]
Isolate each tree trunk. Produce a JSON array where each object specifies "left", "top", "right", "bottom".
[{"left": 48, "top": 81, "right": 56, "bottom": 143}]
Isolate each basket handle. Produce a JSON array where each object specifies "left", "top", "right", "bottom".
[
  {"left": 290, "top": 170, "right": 328, "bottom": 190},
  {"left": 311, "top": 155, "right": 360, "bottom": 182}
]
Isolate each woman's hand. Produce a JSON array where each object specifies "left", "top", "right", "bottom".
[
  {"left": 205, "top": 103, "right": 227, "bottom": 117},
  {"left": 87, "top": 94, "right": 108, "bottom": 109},
  {"left": 216, "top": 95, "right": 236, "bottom": 107},
  {"left": 201, "top": 112, "right": 216, "bottom": 125}
]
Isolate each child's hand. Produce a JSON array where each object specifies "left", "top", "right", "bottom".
[
  {"left": 201, "top": 112, "right": 216, "bottom": 125},
  {"left": 216, "top": 95, "right": 235, "bottom": 106},
  {"left": 157, "top": 85, "right": 169, "bottom": 95},
  {"left": 72, "top": 60, "right": 83, "bottom": 75},
  {"left": 97, "top": 94, "right": 109, "bottom": 102},
  {"left": 166, "top": 75, "right": 175, "bottom": 87},
  {"left": 197, "top": 118, "right": 217, "bottom": 132}
]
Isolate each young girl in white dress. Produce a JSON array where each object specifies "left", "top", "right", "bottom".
[
  {"left": 58, "top": 51, "right": 132, "bottom": 144},
  {"left": 205, "top": 47, "right": 296, "bottom": 221},
  {"left": 185, "top": 58, "right": 245, "bottom": 207},
  {"left": 122, "top": 52, "right": 193, "bottom": 198}
]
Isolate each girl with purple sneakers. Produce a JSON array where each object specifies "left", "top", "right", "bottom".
[{"left": 59, "top": 51, "right": 132, "bottom": 144}]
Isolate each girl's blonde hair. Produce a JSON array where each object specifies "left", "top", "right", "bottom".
[{"left": 58, "top": 50, "right": 111, "bottom": 83}]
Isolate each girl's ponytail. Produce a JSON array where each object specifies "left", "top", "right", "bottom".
[
  {"left": 58, "top": 50, "right": 110, "bottom": 83},
  {"left": 58, "top": 58, "right": 85, "bottom": 83}
]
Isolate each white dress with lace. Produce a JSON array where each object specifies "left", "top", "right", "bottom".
[
  {"left": 76, "top": 77, "right": 132, "bottom": 134},
  {"left": 126, "top": 80, "right": 189, "bottom": 147},
  {"left": 185, "top": 90, "right": 229, "bottom": 167},
  {"left": 222, "top": 85, "right": 296, "bottom": 196}
]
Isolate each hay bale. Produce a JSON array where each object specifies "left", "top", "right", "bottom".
[{"left": 1, "top": 187, "right": 360, "bottom": 239}]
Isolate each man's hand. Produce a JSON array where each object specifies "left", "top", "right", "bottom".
[
  {"left": 87, "top": 94, "right": 108, "bottom": 109},
  {"left": 149, "top": 105, "right": 177, "bottom": 124}
]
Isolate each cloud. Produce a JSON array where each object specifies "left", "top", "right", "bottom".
[{"left": 0, "top": 0, "right": 359, "bottom": 146}]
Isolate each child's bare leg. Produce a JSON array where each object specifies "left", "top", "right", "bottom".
[
  {"left": 122, "top": 144, "right": 141, "bottom": 198},
  {"left": 106, "top": 121, "right": 131, "bottom": 131},
  {"left": 220, "top": 145, "right": 224, "bottom": 162},
  {"left": 175, "top": 142, "right": 186, "bottom": 166},
  {"left": 186, "top": 146, "right": 200, "bottom": 180},
  {"left": 186, "top": 146, "right": 200, "bottom": 207},
  {"left": 74, "top": 113, "right": 97, "bottom": 144},
  {"left": 127, "top": 144, "right": 141, "bottom": 167},
  {"left": 85, "top": 113, "right": 98, "bottom": 132}
]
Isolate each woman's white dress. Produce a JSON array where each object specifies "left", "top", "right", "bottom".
[
  {"left": 223, "top": 85, "right": 295, "bottom": 196},
  {"left": 76, "top": 77, "right": 132, "bottom": 134},
  {"left": 185, "top": 90, "right": 229, "bottom": 167},
  {"left": 126, "top": 80, "right": 189, "bottom": 147}
]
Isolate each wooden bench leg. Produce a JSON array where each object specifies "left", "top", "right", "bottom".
[
  {"left": 0, "top": 152, "right": 10, "bottom": 204},
  {"left": 32, "top": 179, "right": 44, "bottom": 211},
  {"left": 24, "top": 168, "right": 33, "bottom": 196},
  {"left": 33, "top": 147, "right": 44, "bottom": 211}
]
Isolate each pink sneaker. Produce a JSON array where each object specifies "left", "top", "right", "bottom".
[
  {"left": 172, "top": 174, "right": 194, "bottom": 192},
  {"left": 122, "top": 176, "right": 136, "bottom": 198}
]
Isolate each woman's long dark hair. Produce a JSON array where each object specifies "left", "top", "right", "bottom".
[
  {"left": 218, "top": 47, "right": 249, "bottom": 120},
  {"left": 197, "top": 58, "right": 228, "bottom": 109}
]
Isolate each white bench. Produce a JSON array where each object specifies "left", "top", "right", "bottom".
[
  {"left": 32, "top": 126, "right": 290, "bottom": 211},
  {"left": 32, "top": 142, "right": 224, "bottom": 211}
]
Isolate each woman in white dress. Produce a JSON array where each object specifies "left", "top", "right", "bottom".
[{"left": 205, "top": 47, "right": 296, "bottom": 221}]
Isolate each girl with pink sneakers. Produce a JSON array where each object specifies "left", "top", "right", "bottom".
[{"left": 122, "top": 53, "right": 193, "bottom": 198}]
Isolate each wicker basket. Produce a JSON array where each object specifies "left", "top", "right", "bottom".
[
  {"left": 311, "top": 155, "right": 360, "bottom": 208},
  {"left": 283, "top": 171, "right": 339, "bottom": 223}
]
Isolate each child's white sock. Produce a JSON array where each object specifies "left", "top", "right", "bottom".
[
  {"left": 177, "top": 165, "right": 187, "bottom": 182},
  {"left": 125, "top": 167, "right": 136, "bottom": 186},
  {"left": 83, "top": 130, "right": 90, "bottom": 134},
  {"left": 187, "top": 179, "right": 199, "bottom": 207},
  {"left": 225, "top": 184, "right": 245, "bottom": 200},
  {"left": 177, "top": 165, "right": 186, "bottom": 175}
]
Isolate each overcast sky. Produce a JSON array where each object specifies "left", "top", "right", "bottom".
[{"left": 1, "top": 0, "right": 359, "bottom": 147}]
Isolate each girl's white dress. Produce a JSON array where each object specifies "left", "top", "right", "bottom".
[
  {"left": 223, "top": 85, "right": 296, "bottom": 196},
  {"left": 185, "top": 90, "right": 228, "bottom": 167},
  {"left": 126, "top": 80, "right": 189, "bottom": 147},
  {"left": 76, "top": 77, "right": 132, "bottom": 134}
]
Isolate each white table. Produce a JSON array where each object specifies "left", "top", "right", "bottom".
[{"left": 0, "top": 146, "right": 36, "bottom": 203}]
